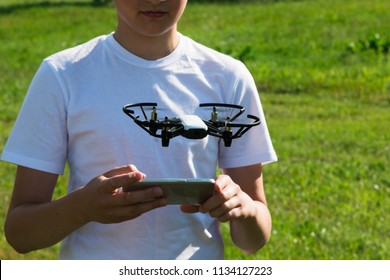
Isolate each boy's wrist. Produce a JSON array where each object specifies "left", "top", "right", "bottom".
[{"left": 68, "top": 187, "right": 92, "bottom": 226}]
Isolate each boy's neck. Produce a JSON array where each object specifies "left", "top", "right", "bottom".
[{"left": 113, "top": 27, "right": 179, "bottom": 61}]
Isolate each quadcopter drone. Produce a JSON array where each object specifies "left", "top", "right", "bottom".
[{"left": 122, "top": 102, "right": 260, "bottom": 147}]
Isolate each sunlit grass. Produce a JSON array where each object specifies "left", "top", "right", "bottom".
[{"left": 0, "top": 0, "right": 389, "bottom": 259}]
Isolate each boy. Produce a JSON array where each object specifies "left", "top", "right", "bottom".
[{"left": 1, "top": 0, "right": 277, "bottom": 259}]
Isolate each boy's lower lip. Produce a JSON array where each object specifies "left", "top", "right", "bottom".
[{"left": 141, "top": 11, "right": 167, "bottom": 18}]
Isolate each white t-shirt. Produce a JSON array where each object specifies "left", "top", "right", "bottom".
[{"left": 1, "top": 33, "right": 277, "bottom": 259}]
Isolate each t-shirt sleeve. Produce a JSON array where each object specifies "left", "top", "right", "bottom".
[
  {"left": 1, "top": 60, "right": 68, "bottom": 174},
  {"left": 218, "top": 61, "right": 277, "bottom": 169}
]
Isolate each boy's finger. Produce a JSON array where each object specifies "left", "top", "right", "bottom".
[
  {"left": 123, "top": 187, "right": 165, "bottom": 205},
  {"left": 103, "top": 171, "right": 144, "bottom": 193},
  {"left": 103, "top": 164, "right": 143, "bottom": 178},
  {"left": 214, "top": 175, "right": 232, "bottom": 193}
]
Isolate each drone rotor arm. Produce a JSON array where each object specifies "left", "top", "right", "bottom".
[
  {"left": 203, "top": 120, "right": 221, "bottom": 132},
  {"left": 131, "top": 120, "right": 162, "bottom": 137}
]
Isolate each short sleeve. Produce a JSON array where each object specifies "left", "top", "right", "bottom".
[
  {"left": 218, "top": 62, "right": 277, "bottom": 169},
  {"left": 1, "top": 60, "right": 68, "bottom": 174}
]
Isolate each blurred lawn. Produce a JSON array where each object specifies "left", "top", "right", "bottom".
[{"left": 0, "top": 0, "right": 389, "bottom": 259}]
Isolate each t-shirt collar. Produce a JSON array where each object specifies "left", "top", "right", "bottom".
[{"left": 107, "top": 32, "right": 185, "bottom": 68}]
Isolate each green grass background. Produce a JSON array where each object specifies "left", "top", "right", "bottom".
[{"left": 0, "top": 0, "right": 389, "bottom": 259}]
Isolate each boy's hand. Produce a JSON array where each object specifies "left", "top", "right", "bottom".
[
  {"left": 80, "top": 165, "right": 167, "bottom": 224},
  {"left": 180, "top": 175, "right": 257, "bottom": 223}
]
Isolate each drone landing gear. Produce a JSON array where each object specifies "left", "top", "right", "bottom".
[
  {"left": 222, "top": 130, "right": 233, "bottom": 147},
  {"left": 162, "top": 132, "right": 170, "bottom": 147}
]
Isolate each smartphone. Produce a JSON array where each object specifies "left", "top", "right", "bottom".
[{"left": 123, "top": 178, "right": 215, "bottom": 205}]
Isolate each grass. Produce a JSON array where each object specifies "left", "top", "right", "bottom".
[{"left": 0, "top": 0, "right": 389, "bottom": 260}]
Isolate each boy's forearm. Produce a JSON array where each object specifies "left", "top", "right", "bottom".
[
  {"left": 229, "top": 201, "right": 272, "bottom": 255},
  {"left": 4, "top": 189, "right": 87, "bottom": 254}
]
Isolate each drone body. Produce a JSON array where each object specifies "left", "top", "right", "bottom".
[
  {"left": 123, "top": 103, "right": 260, "bottom": 147},
  {"left": 178, "top": 115, "right": 209, "bottom": 139}
]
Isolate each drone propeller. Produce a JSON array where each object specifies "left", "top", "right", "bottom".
[
  {"left": 199, "top": 103, "right": 260, "bottom": 147},
  {"left": 123, "top": 103, "right": 183, "bottom": 146},
  {"left": 123, "top": 102, "right": 260, "bottom": 147}
]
